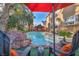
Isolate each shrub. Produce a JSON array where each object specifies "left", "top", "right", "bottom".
[{"left": 58, "top": 31, "right": 72, "bottom": 38}]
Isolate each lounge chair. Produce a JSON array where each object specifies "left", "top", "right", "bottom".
[
  {"left": 50, "top": 31, "right": 79, "bottom": 56},
  {"left": 16, "top": 45, "right": 32, "bottom": 56},
  {"left": 59, "top": 37, "right": 70, "bottom": 47}
]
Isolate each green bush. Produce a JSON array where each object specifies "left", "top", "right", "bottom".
[
  {"left": 58, "top": 31, "right": 72, "bottom": 38},
  {"left": 17, "top": 25, "right": 29, "bottom": 32}
]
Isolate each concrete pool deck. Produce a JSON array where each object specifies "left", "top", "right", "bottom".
[{"left": 44, "top": 32, "right": 72, "bottom": 43}]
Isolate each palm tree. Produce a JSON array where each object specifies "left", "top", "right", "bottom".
[
  {"left": 27, "top": 12, "right": 34, "bottom": 31},
  {"left": 56, "top": 18, "right": 64, "bottom": 32}
]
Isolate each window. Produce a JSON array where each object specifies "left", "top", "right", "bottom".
[
  {"left": 64, "top": 15, "right": 76, "bottom": 25},
  {"left": 76, "top": 14, "right": 79, "bottom": 22}
]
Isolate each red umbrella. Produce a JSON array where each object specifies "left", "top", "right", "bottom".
[
  {"left": 25, "top": 3, "right": 74, "bottom": 12},
  {"left": 25, "top": 3, "right": 74, "bottom": 55}
]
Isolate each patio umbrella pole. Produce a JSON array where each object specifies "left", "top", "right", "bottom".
[{"left": 52, "top": 4, "right": 56, "bottom": 55}]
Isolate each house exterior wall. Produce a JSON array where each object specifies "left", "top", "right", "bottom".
[{"left": 56, "top": 4, "right": 79, "bottom": 34}]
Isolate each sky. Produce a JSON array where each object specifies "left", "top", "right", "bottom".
[{"left": 33, "top": 12, "right": 48, "bottom": 26}]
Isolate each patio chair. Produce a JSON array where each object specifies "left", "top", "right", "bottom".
[
  {"left": 0, "top": 30, "right": 32, "bottom": 56},
  {"left": 50, "top": 31, "right": 79, "bottom": 56},
  {"left": 0, "top": 30, "right": 10, "bottom": 56},
  {"left": 16, "top": 45, "right": 32, "bottom": 56},
  {"left": 60, "top": 37, "right": 70, "bottom": 46}
]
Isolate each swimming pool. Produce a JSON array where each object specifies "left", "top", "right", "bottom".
[{"left": 26, "top": 32, "right": 51, "bottom": 46}]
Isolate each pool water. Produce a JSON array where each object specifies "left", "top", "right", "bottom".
[{"left": 26, "top": 32, "right": 50, "bottom": 46}]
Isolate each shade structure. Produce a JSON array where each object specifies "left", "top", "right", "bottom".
[{"left": 25, "top": 3, "right": 74, "bottom": 12}]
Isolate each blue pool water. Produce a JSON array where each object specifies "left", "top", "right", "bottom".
[{"left": 26, "top": 32, "right": 49, "bottom": 46}]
